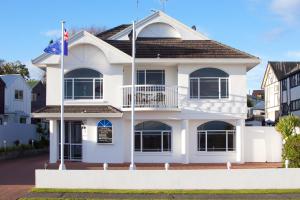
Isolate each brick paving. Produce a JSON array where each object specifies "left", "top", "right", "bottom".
[
  {"left": 0, "top": 154, "right": 282, "bottom": 200},
  {"left": 0, "top": 154, "right": 48, "bottom": 200}
]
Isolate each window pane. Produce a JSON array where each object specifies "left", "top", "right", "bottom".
[
  {"left": 190, "top": 79, "right": 199, "bottom": 99},
  {"left": 228, "top": 133, "right": 235, "bottom": 151},
  {"left": 145, "top": 70, "right": 165, "bottom": 85},
  {"left": 221, "top": 78, "right": 228, "bottom": 98},
  {"left": 95, "top": 79, "right": 103, "bottom": 99},
  {"left": 64, "top": 79, "right": 73, "bottom": 99},
  {"left": 137, "top": 70, "right": 145, "bottom": 85},
  {"left": 200, "top": 78, "right": 219, "bottom": 99},
  {"left": 142, "top": 132, "right": 162, "bottom": 152},
  {"left": 198, "top": 132, "right": 206, "bottom": 151},
  {"left": 207, "top": 132, "right": 226, "bottom": 151},
  {"left": 163, "top": 132, "right": 171, "bottom": 152},
  {"left": 71, "top": 122, "right": 82, "bottom": 144},
  {"left": 74, "top": 79, "right": 93, "bottom": 99},
  {"left": 134, "top": 132, "right": 141, "bottom": 151}
]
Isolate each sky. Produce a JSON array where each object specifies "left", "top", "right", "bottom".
[{"left": 0, "top": 0, "right": 300, "bottom": 92}]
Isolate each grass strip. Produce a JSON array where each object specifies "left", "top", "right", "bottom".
[{"left": 31, "top": 188, "right": 300, "bottom": 195}]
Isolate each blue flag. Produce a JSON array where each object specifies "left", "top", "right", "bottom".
[{"left": 44, "top": 29, "right": 69, "bottom": 56}]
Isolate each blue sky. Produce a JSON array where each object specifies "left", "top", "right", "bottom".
[{"left": 0, "top": 0, "right": 300, "bottom": 92}]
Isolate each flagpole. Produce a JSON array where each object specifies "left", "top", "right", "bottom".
[
  {"left": 59, "top": 20, "right": 66, "bottom": 170},
  {"left": 129, "top": 21, "right": 136, "bottom": 170}
]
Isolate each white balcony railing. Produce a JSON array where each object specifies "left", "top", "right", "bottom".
[{"left": 122, "top": 85, "right": 178, "bottom": 109}]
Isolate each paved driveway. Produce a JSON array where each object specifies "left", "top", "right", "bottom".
[{"left": 0, "top": 154, "right": 48, "bottom": 200}]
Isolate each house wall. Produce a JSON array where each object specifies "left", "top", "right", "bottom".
[
  {"left": 178, "top": 64, "right": 247, "bottom": 119},
  {"left": 2, "top": 76, "right": 31, "bottom": 124},
  {"left": 46, "top": 44, "right": 123, "bottom": 109}
]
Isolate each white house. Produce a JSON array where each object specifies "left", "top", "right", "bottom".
[
  {"left": 262, "top": 61, "right": 300, "bottom": 122},
  {"left": 0, "top": 74, "right": 32, "bottom": 124},
  {"left": 32, "top": 11, "right": 266, "bottom": 164}
]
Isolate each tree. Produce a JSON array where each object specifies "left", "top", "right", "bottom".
[
  {"left": 0, "top": 60, "right": 30, "bottom": 79},
  {"left": 275, "top": 115, "right": 300, "bottom": 141}
]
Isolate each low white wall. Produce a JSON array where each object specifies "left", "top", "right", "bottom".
[
  {"left": 36, "top": 168, "right": 300, "bottom": 189},
  {"left": 0, "top": 123, "right": 37, "bottom": 147},
  {"left": 244, "top": 126, "right": 282, "bottom": 162}
]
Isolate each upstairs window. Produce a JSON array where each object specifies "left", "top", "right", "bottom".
[
  {"left": 64, "top": 68, "right": 103, "bottom": 100},
  {"left": 15, "top": 90, "right": 23, "bottom": 100},
  {"left": 282, "top": 78, "right": 287, "bottom": 91},
  {"left": 137, "top": 70, "right": 165, "bottom": 85},
  {"left": 190, "top": 68, "right": 229, "bottom": 99},
  {"left": 290, "top": 72, "right": 300, "bottom": 88}
]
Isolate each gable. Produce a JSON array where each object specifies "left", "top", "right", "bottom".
[
  {"left": 109, "top": 11, "right": 208, "bottom": 40},
  {"left": 261, "top": 64, "right": 278, "bottom": 88}
]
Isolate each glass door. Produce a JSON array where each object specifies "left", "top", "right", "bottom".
[{"left": 59, "top": 121, "right": 82, "bottom": 161}]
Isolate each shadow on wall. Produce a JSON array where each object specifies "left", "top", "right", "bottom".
[{"left": 178, "top": 86, "right": 247, "bottom": 116}]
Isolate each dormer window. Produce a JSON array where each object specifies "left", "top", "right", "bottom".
[
  {"left": 190, "top": 68, "right": 229, "bottom": 99},
  {"left": 64, "top": 68, "right": 103, "bottom": 100}
]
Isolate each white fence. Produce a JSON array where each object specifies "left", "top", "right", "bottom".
[
  {"left": 0, "top": 123, "right": 37, "bottom": 147},
  {"left": 36, "top": 168, "right": 300, "bottom": 189},
  {"left": 122, "top": 85, "right": 178, "bottom": 108},
  {"left": 244, "top": 126, "right": 282, "bottom": 162}
]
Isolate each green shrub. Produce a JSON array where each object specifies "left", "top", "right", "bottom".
[{"left": 282, "top": 135, "right": 300, "bottom": 168}]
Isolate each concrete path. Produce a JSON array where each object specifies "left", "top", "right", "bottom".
[
  {"left": 0, "top": 154, "right": 48, "bottom": 200},
  {"left": 24, "top": 192, "right": 300, "bottom": 199}
]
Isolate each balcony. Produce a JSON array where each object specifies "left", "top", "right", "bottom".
[{"left": 122, "top": 85, "right": 178, "bottom": 109}]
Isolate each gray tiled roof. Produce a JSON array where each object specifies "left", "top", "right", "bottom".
[{"left": 269, "top": 61, "right": 300, "bottom": 80}]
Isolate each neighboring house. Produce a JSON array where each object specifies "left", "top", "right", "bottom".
[
  {"left": 252, "top": 90, "right": 264, "bottom": 100},
  {"left": 29, "top": 81, "right": 46, "bottom": 112},
  {"left": 0, "top": 78, "right": 5, "bottom": 125},
  {"left": 262, "top": 61, "right": 300, "bottom": 121},
  {"left": 0, "top": 74, "right": 32, "bottom": 124},
  {"left": 32, "top": 11, "right": 260, "bottom": 164}
]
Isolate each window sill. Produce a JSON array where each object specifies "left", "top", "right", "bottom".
[
  {"left": 194, "top": 151, "right": 236, "bottom": 156},
  {"left": 65, "top": 99, "right": 106, "bottom": 105},
  {"left": 135, "top": 152, "right": 172, "bottom": 156}
]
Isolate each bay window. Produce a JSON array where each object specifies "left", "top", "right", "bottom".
[
  {"left": 197, "top": 121, "right": 235, "bottom": 152},
  {"left": 190, "top": 68, "right": 229, "bottom": 99},
  {"left": 135, "top": 121, "right": 172, "bottom": 152},
  {"left": 64, "top": 68, "right": 103, "bottom": 100}
]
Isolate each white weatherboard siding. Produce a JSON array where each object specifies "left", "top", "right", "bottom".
[{"left": 36, "top": 168, "right": 300, "bottom": 189}]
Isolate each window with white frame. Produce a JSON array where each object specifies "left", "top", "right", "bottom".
[
  {"left": 97, "top": 120, "right": 112, "bottom": 144},
  {"left": 190, "top": 68, "right": 229, "bottom": 99},
  {"left": 197, "top": 121, "right": 235, "bottom": 152},
  {"left": 64, "top": 68, "right": 103, "bottom": 100},
  {"left": 135, "top": 121, "right": 171, "bottom": 152},
  {"left": 136, "top": 70, "right": 165, "bottom": 85},
  {"left": 15, "top": 90, "right": 24, "bottom": 100}
]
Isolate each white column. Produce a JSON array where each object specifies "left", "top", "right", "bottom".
[
  {"left": 236, "top": 119, "right": 245, "bottom": 163},
  {"left": 49, "top": 120, "right": 58, "bottom": 163},
  {"left": 181, "top": 120, "right": 189, "bottom": 164}
]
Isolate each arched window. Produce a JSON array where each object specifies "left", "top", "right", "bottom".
[
  {"left": 64, "top": 68, "right": 103, "bottom": 100},
  {"left": 135, "top": 121, "right": 172, "bottom": 152},
  {"left": 97, "top": 120, "right": 112, "bottom": 144},
  {"left": 190, "top": 68, "right": 229, "bottom": 99},
  {"left": 137, "top": 22, "right": 181, "bottom": 38},
  {"left": 197, "top": 121, "right": 235, "bottom": 152}
]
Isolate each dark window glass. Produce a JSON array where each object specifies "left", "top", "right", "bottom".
[
  {"left": 15, "top": 90, "right": 23, "bottom": 100},
  {"left": 221, "top": 78, "right": 229, "bottom": 98},
  {"left": 197, "top": 121, "right": 235, "bottom": 131},
  {"left": 135, "top": 121, "right": 171, "bottom": 131},
  {"left": 65, "top": 68, "right": 102, "bottom": 78},
  {"left": 282, "top": 79, "right": 287, "bottom": 91},
  {"left": 74, "top": 79, "right": 93, "bottom": 99},
  {"left": 198, "top": 132, "right": 206, "bottom": 151},
  {"left": 190, "top": 68, "right": 229, "bottom": 78},
  {"left": 163, "top": 132, "right": 171, "bottom": 151},
  {"left": 200, "top": 78, "right": 219, "bottom": 99},
  {"left": 228, "top": 133, "right": 235, "bottom": 151},
  {"left": 190, "top": 78, "right": 199, "bottom": 99},
  {"left": 64, "top": 79, "right": 73, "bottom": 99},
  {"left": 142, "top": 132, "right": 162, "bottom": 152},
  {"left": 207, "top": 132, "right": 226, "bottom": 151},
  {"left": 137, "top": 70, "right": 145, "bottom": 85},
  {"left": 95, "top": 79, "right": 103, "bottom": 99},
  {"left": 136, "top": 70, "right": 165, "bottom": 85},
  {"left": 19, "top": 117, "right": 26, "bottom": 124},
  {"left": 135, "top": 132, "right": 141, "bottom": 151}
]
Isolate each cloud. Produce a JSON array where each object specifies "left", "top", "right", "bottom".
[
  {"left": 270, "top": 0, "right": 300, "bottom": 23},
  {"left": 42, "top": 29, "right": 61, "bottom": 38},
  {"left": 286, "top": 51, "right": 300, "bottom": 59}
]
